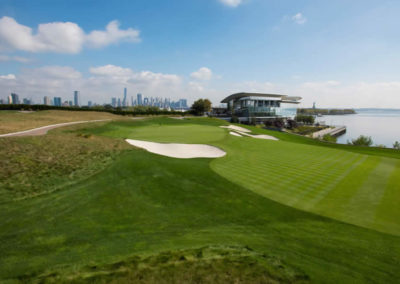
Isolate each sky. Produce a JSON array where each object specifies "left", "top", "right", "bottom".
[{"left": 0, "top": 0, "right": 400, "bottom": 108}]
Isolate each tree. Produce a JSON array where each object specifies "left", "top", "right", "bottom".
[
  {"left": 191, "top": 99, "right": 212, "bottom": 115},
  {"left": 348, "top": 135, "right": 373, "bottom": 147},
  {"left": 393, "top": 141, "right": 400, "bottom": 150},
  {"left": 295, "top": 115, "right": 315, "bottom": 125}
]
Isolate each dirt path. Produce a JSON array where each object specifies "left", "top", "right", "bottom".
[{"left": 0, "top": 119, "right": 111, "bottom": 138}]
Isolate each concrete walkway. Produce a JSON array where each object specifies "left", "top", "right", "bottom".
[
  {"left": 0, "top": 119, "right": 111, "bottom": 138},
  {"left": 312, "top": 126, "right": 346, "bottom": 138}
]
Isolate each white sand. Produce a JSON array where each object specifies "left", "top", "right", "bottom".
[
  {"left": 237, "top": 131, "right": 279, "bottom": 141},
  {"left": 220, "top": 125, "right": 251, "bottom": 133},
  {"left": 125, "top": 139, "right": 226, "bottom": 159},
  {"left": 229, "top": 131, "right": 242, "bottom": 137},
  {"left": 221, "top": 125, "right": 278, "bottom": 140}
]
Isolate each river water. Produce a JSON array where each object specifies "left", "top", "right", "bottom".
[{"left": 315, "top": 109, "right": 400, "bottom": 148}]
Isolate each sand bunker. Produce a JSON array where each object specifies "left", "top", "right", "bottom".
[
  {"left": 229, "top": 131, "right": 242, "bottom": 137},
  {"left": 125, "top": 139, "right": 226, "bottom": 159},
  {"left": 237, "top": 131, "right": 278, "bottom": 141},
  {"left": 221, "top": 125, "right": 278, "bottom": 141},
  {"left": 220, "top": 125, "right": 251, "bottom": 133}
]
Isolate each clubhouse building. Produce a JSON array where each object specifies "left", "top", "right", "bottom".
[{"left": 219, "top": 92, "right": 302, "bottom": 123}]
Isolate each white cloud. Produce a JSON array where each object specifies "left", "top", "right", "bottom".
[
  {"left": 0, "top": 16, "right": 140, "bottom": 54},
  {"left": 292, "top": 13, "right": 307, "bottom": 25},
  {"left": 219, "top": 0, "right": 243, "bottom": 7},
  {"left": 86, "top": 20, "right": 140, "bottom": 48},
  {"left": 0, "top": 74, "right": 16, "bottom": 80},
  {"left": 190, "top": 67, "right": 213, "bottom": 80},
  {"left": 0, "top": 54, "right": 32, "bottom": 63}
]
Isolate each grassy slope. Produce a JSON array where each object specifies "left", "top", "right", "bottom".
[
  {"left": 0, "top": 110, "right": 122, "bottom": 134},
  {"left": 0, "top": 122, "right": 130, "bottom": 202},
  {"left": 0, "top": 117, "right": 399, "bottom": 282}
]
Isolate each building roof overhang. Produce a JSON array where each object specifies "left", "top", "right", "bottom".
[{"left": 221, "top": 92, "right": 301, "bottom": 103}]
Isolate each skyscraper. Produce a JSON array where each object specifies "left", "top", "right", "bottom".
[
  {"left": 54, "top": 97, "right": 62, "bottom": 107},
  {"left": 111, "top": 97, "right": 117, "bottom": 107},
  {"left": 122, "top": 88, "right": 127, "bottom": 107},
  {"left": 23, "top": 98, "right": 31, "bottom": 105},
  {"left": 137, "top": 93, "right": 142, "bottom": 106},
  {"left": 43, "top": 96, "right": 51, "bottom": 105},
  {"left": 11, "top": 93, "right": 20, "bottom": 104},
  {"left": 117, "top": 98, "right": 121, "bottom": 107},
  {"left": 7, "top": 95, "right": 12, "bottom": 104},
  {"left": 74, "top": 91, "right": 80, "bottom": 106}
]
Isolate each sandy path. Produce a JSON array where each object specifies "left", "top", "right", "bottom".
[
  {"left": 0, "top": 119, "right": 111, "bottom": 138},
  {"left": 125, "top": 139, "right": 226, "bottom": 159}
]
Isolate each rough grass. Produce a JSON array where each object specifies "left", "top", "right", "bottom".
[
  {"left": 1, "top": 117, "right": 399, "bottom": 283},
  {"left": 0, "top": 123, "right": 130, "bottom": 202},
  {"left": 33, "top": 246, "right": 308, "bottom": 283},
  {"left": 0, "top": 110, "right": 122, "bottom": 134}
]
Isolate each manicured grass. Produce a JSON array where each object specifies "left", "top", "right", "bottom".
[
  {"left": 1, "top": 117, "right": 399, "bottom": 283},
  {"left": 0, "top": 110, "right": 123, "bottom": 134}
]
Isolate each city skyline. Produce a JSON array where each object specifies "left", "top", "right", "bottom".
[{"left": 1, "top": 1, "right": 400, "bottom": 108}]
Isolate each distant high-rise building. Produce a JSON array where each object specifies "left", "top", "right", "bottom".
[
  {"left": 88, "top": 101, "right": 92, "bottom": 107},
  {"left": 137, "top": 93, "right": 142, "bottom": 105},
  {"left": 23, "top": 98, "right": 31, "bottom": 105},
  {"left": 7, "top": 95, "right": 12, "bottom": 104},
  {"left": 0, "top": 99, "right": 4, "bottom": 104},
  {"left": 74, "top": 91, "right": 80, "bottom": 106},
  {"left": 54, "top": 97, "right": 62, "bottom": 107},
  {"left": 69, "top": 100, "right": 73, "bottom": 107},
  {"left": 11, "top": 93, "right": 20, "bottom": 104},
  {"left": 117, "top": 98, "right": 121, "bottom": 107},
  {"left": 122, "top": 88, "right": 127, "bottom": 107},
  {"left": 43, "top": 96, "right": 51, "bottom": 105},
  {"left": 313, "top": 102, "right": 316, "bottom": 109},
  {"left": 111, "top": 97, "right": 117, "bottom": 107},
  {"left": 143, "top": 97, "right": 149, "bottom": 106},
  {"left": 179, "top": 99, "right": 188, "bottom": 108}
]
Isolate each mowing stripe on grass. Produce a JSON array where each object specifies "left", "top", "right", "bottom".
[
  {"left": 373, "top": 160, "right": 400, "bottom": 235},
  {"left": 344, "top": 157, "right": 397, "bottom": 231}
]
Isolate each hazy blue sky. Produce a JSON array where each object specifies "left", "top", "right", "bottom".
[{"left": 0, "top": 0, "right": 399, "bottom": 107}]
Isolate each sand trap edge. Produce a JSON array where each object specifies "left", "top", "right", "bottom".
[{"left": 125, "top": 139, "right": 226, "bottom": 159}]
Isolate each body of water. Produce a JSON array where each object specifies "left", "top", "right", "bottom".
[{"left": 316, "top": 109, "right": 400, "bottom": 148}]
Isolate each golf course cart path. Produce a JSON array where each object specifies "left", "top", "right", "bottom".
[
  {"left": 0, "top": 119, "right": 111, "bottom": 137},
  {"left": 125, "top": 139, "right": 226, "bottom": 159}
]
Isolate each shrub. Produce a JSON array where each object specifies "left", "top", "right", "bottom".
[
  {"left": 393, "top": 141, "right": 400, "bottom": 150},
  {"left": 273, "top": 118, "right": 284, "bottom": 129},
  {"left": 322, "top": 134, "right": 337, "bottom": 143},
  {"left": 264, "top": 120, "right": 274, "bottom": 127},
  {"left": 348, "top": 135, "right": 373, "bottom": 147},
  {"left": 286, "top": 119, "right": 297, "bottom": 129},
  {"left": 231, "top": 116, "right": 239, "bottom": 123}
]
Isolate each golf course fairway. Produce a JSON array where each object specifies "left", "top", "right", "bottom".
[{"left": 1, "top": 115, "right": 399, "bottom": 283}]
